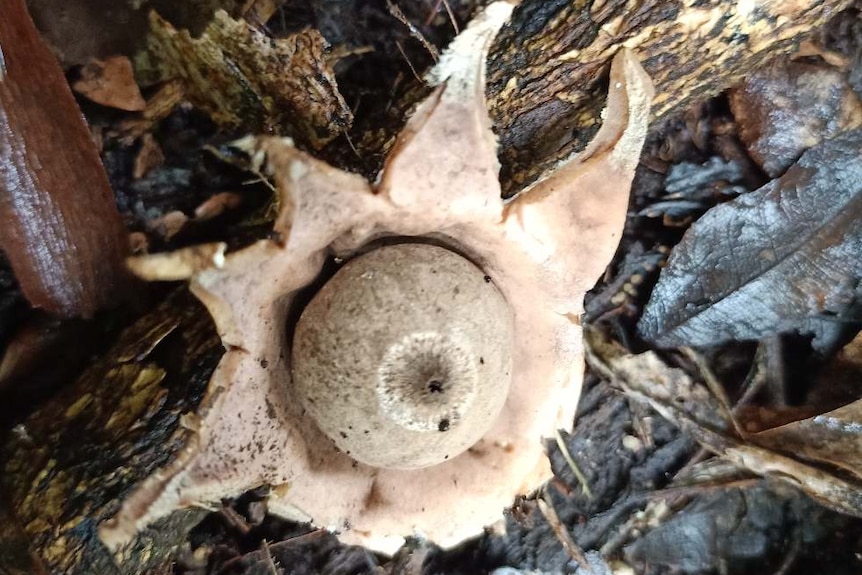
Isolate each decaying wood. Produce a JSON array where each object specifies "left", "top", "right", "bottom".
[
  {"left": 486, "top": 0, "right": 852, "bottom": 194},
  {"left": 0, "top": 0, "right": 853, "bottom": 573},
  {"left": 0, "top": 290, "right": 219, "bottom": 574}
]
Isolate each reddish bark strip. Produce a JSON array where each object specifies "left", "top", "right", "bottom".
[{"left": 0, "top": 0, "right": 129, "bottom": 317}]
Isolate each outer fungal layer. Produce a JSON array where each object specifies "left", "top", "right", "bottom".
[{"left": 113, "top": 1, "right": 653, "bottom": 557}]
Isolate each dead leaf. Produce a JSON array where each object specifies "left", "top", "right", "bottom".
[
  {"left": 585, "top": 327, "right": 862, "bottom": 518},
  {"left": 148, "top": 210, "right": 189, "bottom": 241},
  {"left": 143, "top": 10, "right": 352, "bottom": 148},
  {"left": 639, "top": 129, "right": 862, "bottom": 348},
  {"left": 126, "top": 243, "right": 226, "bottom": 281},
  {"left": 752, "top": 399, "right": 862, "bottom": 481},
  {"left": 240, "top": 0, "right": 282, "bottom": 26},
  {"left": 72, "top": 56, "right": 147, "bottom": 111},
  {"left": 730, "top": 61, "right": 862, "bottom": 177},
  {"left": 194, "top": 192, "right": 243, "bottom": 221},
  {"left": 117, "top": 80, "right": 185, "bottom": 142},
  {"left": 129, "top": 232, "right": 150, "bottom": 256}
]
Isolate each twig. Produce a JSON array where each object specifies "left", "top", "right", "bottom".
[
  {"left": 386, "top": 0, "right": 439, "bottom": 61},
  {"left": 647, "top": 477, "right": 760, "bottom": 500},
  {"left": 681, "top": 347, "right": 745, "bottom": 439},
  {"left": 384, "top": 71, "right": 404, "bottom": 115},
  {"left": 554, "top": 429, "right": 593, "bottom": 499},
  {"left": 537, "top": 493, "right": 593, "bottom": 573},
  {"left": 215, "top": 530, "right": 327, "bottom": 574},
  {"left": 424, "top": 0, "right": 443, "bottom": 26},
  {"left": 267, "top": 528, "right": 328, "bottom": 551},
  {"left": 219, "top": 504, "right": 252, "bottom": 535},
  {"left": 735, "top": 342, "right": 770, "bottom": 410},
  {"left": 442, "top": 0, "right": 459, "bottom": 33},
  {"left": 261, "top": 540, "right": 279, "bottom": 575},
  {"left": 343, "top": 130, "right": 361, "bottom": 159},
  {"left": 395, "top": 40, "right": 423, "bottom": 83},
  {"left": 424, "top": 0, "right": 459, "bottom": 33}
]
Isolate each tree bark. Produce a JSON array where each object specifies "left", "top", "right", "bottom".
[
  {"left": 0, "top": 290, "right": 219, "bottom": 574},
  {"left": 0, "top": 0, "right": 853, "bottom": 573},
  {"left": 0, "top": 0, "right": 132, "bottom": 316},
  {"left": 487, "top": 0, "right": 852, "bottom": 195}
]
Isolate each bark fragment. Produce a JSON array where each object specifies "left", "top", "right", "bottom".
[{"left": 0, "top": 0, "right": 130, "bottom": 317}]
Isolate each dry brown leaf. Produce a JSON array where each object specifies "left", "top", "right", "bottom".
[
  {"left": 148, "top": 210, "right": 189, "bottom": 241},
  {"left": 117, "top": 80, "right": 186, "bottom": 141},
  {"left": 72, "top": 56, "right": 147, "bottom": 111},
  {"left": 586, "top": 328, "right": 862, "bottom": 518},
  {"left": 752, "top": 399, "right": 862, "bottom": 481},
  {"left": 240, "top": 0, "right": 282, "bottom": 25},
  {"left": 126, "top": 243, "right": 226, "bottom": 281},
  {"left": 193, "top": 192, "right": 243, "bottom": 221},
  {"left": 128, "top": 232, "right": 150, "bottom": 256}
]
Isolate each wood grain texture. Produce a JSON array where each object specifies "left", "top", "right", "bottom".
[
  {"left": 0, "top": 289, "right": 220, "bottom": 575},
  {"left": 486, "top": 0, "right": 853, "bottom": 194},
  {"left": 0, "top": 0, "right": 129, "bottom": 317}
]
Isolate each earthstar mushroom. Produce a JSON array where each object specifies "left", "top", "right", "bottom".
[
  {"left": 293, "top": 242, "right": 515, "bottom": 469},
  {"left": 116, "top": 1, "right": 653, "bottom": 556}
]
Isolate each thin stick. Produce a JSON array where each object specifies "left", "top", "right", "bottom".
[
  {"left": 441, "top": 0, "right": 459, "bottom": 33},
  {"left": 554, "top": 429, "right": 593, "bottom": 499},
  {"left": 424, "top": 0, "right": 443, "bottom": 26},
  {"left": 395, "top": 40, "right": 423, "bottom": 83},
  {"left": 424, "top": 0, "right": 459, "bottom": 33},
  {"left": 343, "top": 130, "right": 361, "bottom": 159},
  {"left": 387, "top": 0, "right": 439, "bottom": 61},
  {"left": 537, "top": 493, "right": 593, "bottom": 573},
  {"left": 681, "top": 347, "right": 745, "bottom": 439}
]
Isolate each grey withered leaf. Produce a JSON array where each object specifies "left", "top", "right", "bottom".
[{"left": 639, "top": 128, "right": 862, "bottom": 347}]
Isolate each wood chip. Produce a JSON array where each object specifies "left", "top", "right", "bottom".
[
  {"left": 127, "top": 243, "right": 226, "bottom": 281},
  {"left": 72, "top": 56, "right": 146, "bottom": 111},
  {"left": 133, "top": 133, "right": 166, "bottom": 179}
]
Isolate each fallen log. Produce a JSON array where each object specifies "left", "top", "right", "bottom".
[{"left": 486, "top": 0, "right": 852, "bottom": 194}]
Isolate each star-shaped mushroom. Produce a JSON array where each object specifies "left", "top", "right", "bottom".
[{"left": 115, "top": 1, "right": 653, "bottom": 556}]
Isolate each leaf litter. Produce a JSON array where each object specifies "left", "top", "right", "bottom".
[
  {"left": 639, "top": 128, "right": 862, "bottom": 348},
  {"left": 586, "top": 327, "right": 862, "bottom": 518}
]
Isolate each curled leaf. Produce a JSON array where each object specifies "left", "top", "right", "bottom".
[
  {"left": 639, "top": 129, "right": 862, "bottom": 347},
  {"left": 752, "top": 399, "right": 862, "bottom": 481}
]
